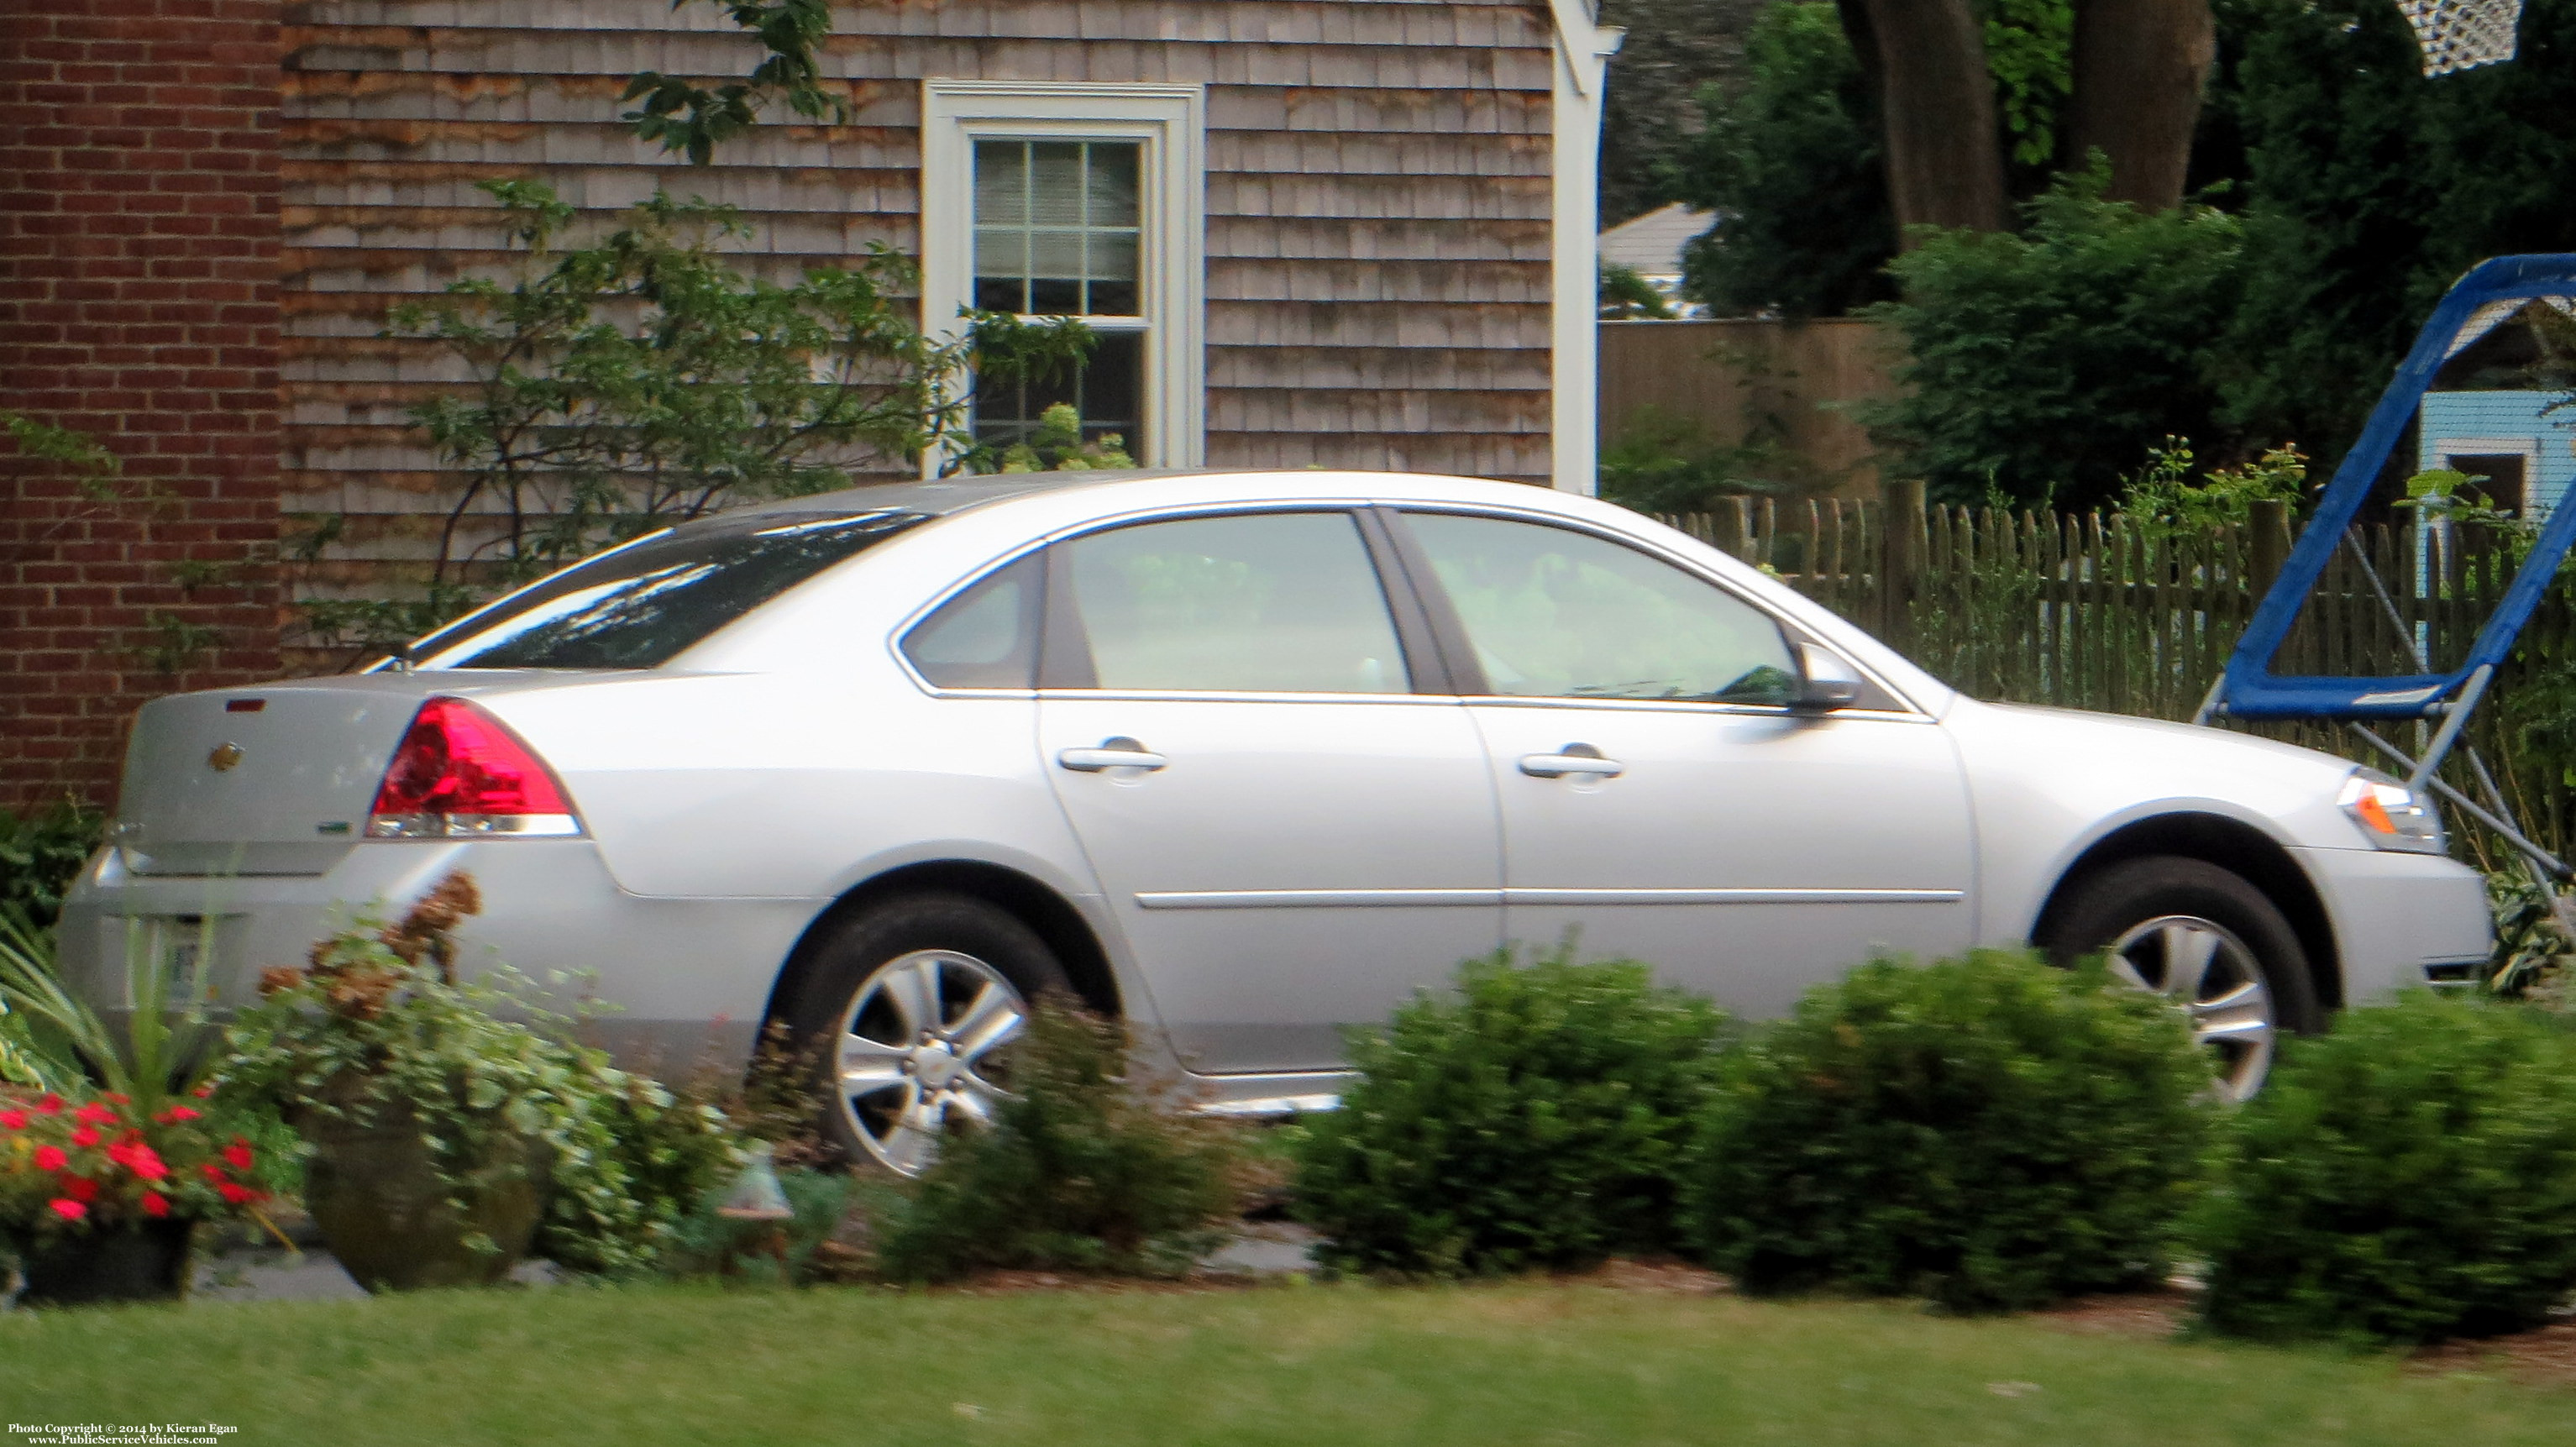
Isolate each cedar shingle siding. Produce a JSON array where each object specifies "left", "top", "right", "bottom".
[{"left": 280, "top": 0, "right": 1558, "bottom": 604}]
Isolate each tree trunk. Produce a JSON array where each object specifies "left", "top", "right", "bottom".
[
  {"left": 2065, "top": 0, "right": 2216, "bottom": 211},
  {"left": 1839, "top": 0, "right": 2011, "bottom": 240}
]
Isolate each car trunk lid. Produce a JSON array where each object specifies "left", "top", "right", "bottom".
[{"left": 113, "top": 679, "right": 437, "bottom": 876}]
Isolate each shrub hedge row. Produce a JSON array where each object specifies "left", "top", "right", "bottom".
[{"left": 1292, "top": 948, "right": 2576, "bottom": 1345}]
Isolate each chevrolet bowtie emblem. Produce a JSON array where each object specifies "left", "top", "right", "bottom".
[{"left": 207, "top": 742, "right": 245, "bottom": 772}]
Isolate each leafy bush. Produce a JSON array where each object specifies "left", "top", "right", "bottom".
[
  {"left": 874, "top": 1001, "right": 1244, "bottom": 1282},
  {"left": 1596, "top": 405, "right": 1827, "bottom": 516},
  {"left": 1672, "top": 3, "right": 1891, "bottom": 319},
  {"left": 1863, "top": 168, "right": 2247, "bottom": 511},
  {"left": 1685, "top": 950, "right": 2214, "bottom": 1313},
  {"left": 1293, "top": 948, "right": 1729, "bottom": 1277},
  {"left": 1598, "top": 261, "right": 1677, "bottom": 320},
  {"left": 0, "top": 798, "right": 105, "bottom": 931},
  {"left": 2194, "top": 993, "right": 2576, "bottom": 1345}
]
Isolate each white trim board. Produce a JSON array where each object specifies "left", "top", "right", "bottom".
[
  {"left": 920, "top": 81, "right": 1208, "bottom": 472},
  {"left": 1548, "top": 4, "right": 1623, "bottom": 493}
]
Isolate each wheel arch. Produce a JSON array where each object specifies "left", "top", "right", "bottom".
[
  {"left": 2028, "top": 811, "right": 2344, "bottom": 1009},
  {"left": 762, "top": 859, "right": 1124, "bottom": 1030}
]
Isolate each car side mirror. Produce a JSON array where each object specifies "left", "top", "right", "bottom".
[{"left": 1790, "top": 642, "right": 1862, "bottom": 711}]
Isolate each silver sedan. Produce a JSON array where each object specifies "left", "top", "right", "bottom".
[{"left": 60, "top": 470, "right": 2493, "bottom": 1172}]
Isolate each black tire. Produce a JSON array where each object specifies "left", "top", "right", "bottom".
[
  {"left": 785, "top": 892, "right": 1074, "bottom": 1173},
  {"left": 2039, "top": 856, "right": 2322, "bottom": 1098}
]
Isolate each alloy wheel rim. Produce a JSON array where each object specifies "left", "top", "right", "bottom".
[
  {"left": 2106, "top": 914, "right": 2277, "bottom": 1101},
  {"left": 834, "top": 949, "right": 1026, "bottom": 1175}
]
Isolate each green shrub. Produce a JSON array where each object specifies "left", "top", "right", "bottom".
[
  {"left": 1671, "top": 4, "right": 1891, "bottom": 320},
  {"left": 1293, "top": 948, "right": 1729, "bottom": 1277},
  {"left": 0, "top": 797, "right": 105, "bottom": 932},
  {"left": 1686, "top": 949, "right": 2213, "bottom": 1313},
  {"left": 2194, "top": 993, "right": 2576, "bottom": 1345},
  {"left": 1861, "top": 168, "right": 2247, "bottom": 511},
  {"left": 874, "top": 1001, "right": 1244, "bottom": 1282}
]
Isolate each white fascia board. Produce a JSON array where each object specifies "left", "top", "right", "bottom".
[{"left": 1548, "top": 4, "right": 1623, "bottom": 492}]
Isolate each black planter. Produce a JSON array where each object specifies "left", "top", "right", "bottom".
[
  {"left": 302, "top": 1088, "right": 548, "bottom": 1292},
  {"left": 13, "top": 1219, "right": 196, "bottom": 1308}
]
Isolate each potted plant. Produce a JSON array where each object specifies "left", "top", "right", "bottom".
[
  {"left": 0, "top": 1085, "right": 274, "bottom": 1305},
  {"left": 0, "top": 910, "right": 279, "bottom": 1305},
  {"left": 223, "top": 873, "right": 715, "bottom": 1290}
]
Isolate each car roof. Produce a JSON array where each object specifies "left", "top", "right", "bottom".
[{"left": 731, "top": 468, "right": 1565, "bottom": 522}]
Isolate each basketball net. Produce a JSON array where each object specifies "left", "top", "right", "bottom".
[{"left": 2399, "top": 0, "right": 2522, "bottom": 76}]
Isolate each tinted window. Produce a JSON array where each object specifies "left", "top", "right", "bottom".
[
  {"left": 1405, "top": 512, "right": 1796, "bottom": 705},
  {"left": 902, "top": 556, "right": 1041, "bottom": 689},
  {"left": 411, "top": 511, "right": 926, "bottom": 670},
  {"left": 1057, "top": 512, "right": 1409, "bottom": 693}
]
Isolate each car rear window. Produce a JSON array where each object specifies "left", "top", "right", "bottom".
[{"left": 408, "top": 510, "right": 928, "bottom": 670}]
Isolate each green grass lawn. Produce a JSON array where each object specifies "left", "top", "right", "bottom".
[{"left": 2, "top": 1282, "right": 2569, "bottom": 1445}]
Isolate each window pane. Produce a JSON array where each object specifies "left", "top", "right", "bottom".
[
  {"left": 970, "top": 138, "right": 1142, "bottom": 321},
  {"left": 902, "top": 556, "right": 1039, "bottom": 689},
  {"left": 1086, "top": 143, "right": 1140, "bottom": 223},
  {"left": 1062, "top": 513, "right": 1408, "bottom": 694},
  {"left": 975, "top": 330, "right": 1144, "bottom": 458},
  {"left": 413, "top": 512, "right": 926, "bottom": 670},
  {"left": 1405, "top": 513, "right": 1797, "bottom": 705},
  {"left": 973, "top": 141, "right": 1026, "bottom": 225},
  {"left": 1027, "top": 142, "right": 1086, "bottom": 224}
]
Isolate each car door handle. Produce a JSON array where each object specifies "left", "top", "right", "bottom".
[
  {"left": 1057, "top": 739, "right": 1169, "bottom": 773},
  {"left": 1519, "top": 752, "right": 1625, "bottom": 779}
]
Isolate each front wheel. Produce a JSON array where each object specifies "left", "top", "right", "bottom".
[
  {"left": 784, "top": 893, "right": 1073, "bottom": 1174},
  {"left": 2040, "top": 856, "right": 2322, "bottom": 1100}
]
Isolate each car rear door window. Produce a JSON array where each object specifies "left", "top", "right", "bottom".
[
  {"left": 1051, "top": 511, "right": 1410, "bottom": 694},
  {"left": 1403, "top": 511, "right": 1797, "bottom": 705},
  {"left": 410, "top": 511, "right": 926, "bottom": 670},
  {"left": 901, "top": 555, "right": 1041, "bottom": 689}
]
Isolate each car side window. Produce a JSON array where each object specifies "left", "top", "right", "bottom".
[
  {"left": 1052, "top": 511, "right": 1410, "bottom": 694},
  {"left": 901, "top": 555, "right": 1041, "bottom": 688},
  {"left": 1403, "top": 511, "right": 1797, "bottom": 705}
]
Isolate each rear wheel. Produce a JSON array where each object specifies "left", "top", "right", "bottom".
[
  {"left": 786, "top": 893, "right": 1073, "bottom": 1174},
  {"left": 2040, "top": 856, "right": 2322, "bottom": 1100}
]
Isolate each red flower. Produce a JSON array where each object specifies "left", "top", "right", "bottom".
[
  {"left": 0, "top": 1109, "right": 26, "bottom": 1130},
  {"left": 141, "top": 1192, "right": 170, "bottom": 1218},
  {"left": 106, "top": 1140, "right": 171, "bottom": 1181},
  {"left": 155, "top": 1105, "right": 201, "bottom": 1125},
  {"left": 33, "top": 1145, "right": 66, "bottom": 1172},
  {"left": 64, "top": 1175, "right": 99, "bottom": 1203},
  {"left": 72, "top": 1101, "right": 116, "bottom": 1126},
  {"left": 34, "top": 1093, "right": 62, "bottom": 1115},
  {"left": 68, "top": 1125, "right": 99, "bottom": 1148},
  {"left": 104, "top": 1093, "right": 129, "bottom": 1105},
  {"left": 47, "top": 1198, "right": 86, "bottom": 1222},
  {"left": 201, "top": 1162, "right": 225, "bottom": 1182},
  {"left": 191, "top": 1085, "right": 214, "bottom": 1099},
  {"left": 216, "top": 1182, "right": 254, "bottom": 1204},
  {"left": 223, "top": 1140, "right": 254, "bottom": 1171}
]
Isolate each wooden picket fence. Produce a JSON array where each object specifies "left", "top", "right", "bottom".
[{"left": 1658, "top": 482, "right": 2576, "bottom": 857}]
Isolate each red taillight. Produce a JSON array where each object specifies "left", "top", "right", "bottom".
[{"left": 367, "top": 698, "right": 580, "bottom": 838}]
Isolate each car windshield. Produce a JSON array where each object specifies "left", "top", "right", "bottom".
[{"left": 407, "top": 510, "right": 927, "bottom": 670}]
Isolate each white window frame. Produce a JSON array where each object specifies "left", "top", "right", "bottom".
[{"left": 921, "top": 80, "right": 1206, "bottom": 473}]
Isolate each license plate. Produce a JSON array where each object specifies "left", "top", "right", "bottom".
[{"left": 123, "top": 915, "right": 244, "bottom": 1009}]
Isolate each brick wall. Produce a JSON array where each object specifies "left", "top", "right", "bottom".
[{"left": 0, "top": 0, "right": 286, "bottom": 815}]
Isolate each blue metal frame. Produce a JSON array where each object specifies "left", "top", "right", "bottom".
[{"left": 2210, "top": 254, "right": 2576, "bottom": 721}]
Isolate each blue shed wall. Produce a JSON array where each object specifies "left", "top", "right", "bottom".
[{"left": 2418, "top": 391, "right": 2576, "bottom": 520}]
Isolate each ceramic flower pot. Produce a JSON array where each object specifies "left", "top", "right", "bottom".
[
  {"left": 13, "top": 1218, "right": 196, "bottom": 1308},
  {"left": 301, "top": 1084, "right": 548, "bottom": 1292}
]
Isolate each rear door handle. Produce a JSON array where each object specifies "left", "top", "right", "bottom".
[
  {"left": 1057, "top": 738, "right": 1169, "bottom": 773},
  {"left": 1519, "top": 752, "right": 1624, "bottom": 779}
]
